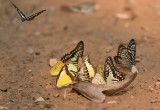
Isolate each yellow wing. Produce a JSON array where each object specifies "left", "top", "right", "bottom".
[
  {"left": 50, "top": 61, "right": 64, "bottom": 76},
  {"left": 56, "top": 65, "right": 73, "bottom": 88},
  {"left": 84, "top": 55, "right": 95, "bottom": 78}
]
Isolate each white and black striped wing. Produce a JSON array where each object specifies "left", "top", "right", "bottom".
[
  {"left": 77, "top": 62, "right": 90, "bottom": 82},
  {"left": 114, "top": 45, "right": 131, "bottom": 66},
  {"left": 104, "top": 57, "right": 125, "bottom": 82},
  {"left": 26, "top": 10, "right": 46, "bottom": 21},
  {"left": 127, "top": 39, "right": 136, "bottom": 65}
]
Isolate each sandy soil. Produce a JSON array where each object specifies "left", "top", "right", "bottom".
[{"left": 0, "top": 0, "right": 160, "bottom": 110}]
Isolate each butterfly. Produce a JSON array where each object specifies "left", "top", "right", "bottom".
[
  {"left": 56, "top": 65, "right": 74, "bottom": 88},
  {"left": 50, "top": 61, "right": 64, "bottom": 76},
  {"left": 61, "top": 41, "right": 84, "bottom": 66},
  {"left": 9, "top": 0, "right": 46, "bottom": 22},
  {"left": 97, "top": 64, "right": 105, "bottom": 79},
  {"left": 114, "top": 39, "right": 136, "bottom": 68},
  {"left": 104, "top": 56, "right": 125, "bottom": 83},
  {"left": 83, "top": 55, "right": 95, "bottom": 78},
  {"left": 92, "top": 65, "right": 106, "bottom": 84},
  {"left": 76, "top": 55, "right": 95, "bottom": 81}
]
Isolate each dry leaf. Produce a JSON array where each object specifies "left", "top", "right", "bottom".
[{"left": 72, "top": 71, "right": 137, "bottom": 103}]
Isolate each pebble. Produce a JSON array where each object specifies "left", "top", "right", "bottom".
[
  {"left": 107, "top": 100, "right": 117, "bottom": 104},
  {"left": 35, "top": 97, "right": 45, "bottom": 102},
  {"left": 49, "top": 58, "right": 58, "bottom": 67},
  {"left": 0, "top": 106, "right": 8, "bottom": 110},
  {"left": 54, "top": 93, "right": 59, "bottom": 98},
  {"left": 145, "top": 81, "right": 148, "bottom": 83},
  {"left": 28, "top": 70, "right": 32, "bottom": 73},
  {"left": 155, "top": 82, "right": 160, "bottom": 89},
  {"left": 158, "top": 78, "right": 160, "bottom": 82}
]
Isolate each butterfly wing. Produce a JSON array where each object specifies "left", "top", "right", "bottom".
[
  {"left": 50, "top": 61, "right": 64, "bottom": 76},
  {"left": 127, "top": 39, "right": 136, "bottom": 65},
  {"left": 56, "top": 65, "right": 74, "bottom": 88},
  {"left": 92, "top": 73, "right": 106, "bottom": 84},
  {"left": 26, "top": 10, "right": 46, "bottom": 21},
  {"left": 9, "top": 0, "right": 26, "bottom": 21},
  {"left": 61, "top": 41, "right": 84, "bottom": 66},
  {"left": 114, "top": 44, "right": 133, "bottom": 67},
  {"left": 104, "top": 57, "right": 125, "bottom": 83},
  {"left": 83, "top": 55, "right": 95, "bottom": 78},
  {"left": 77, "top": 59, "right": 90, "bottom": 81}
]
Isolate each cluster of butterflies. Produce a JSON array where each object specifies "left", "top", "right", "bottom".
[
  {"left": 8, "top": 0, "right": 46, "bottom": 22},
  {"left": 50, "top": 39, "right": 138, "bottom": 88}
]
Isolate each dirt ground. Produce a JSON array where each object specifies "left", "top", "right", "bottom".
[{"left": 0, "top": 0, "right": 160, "bottom": 110}]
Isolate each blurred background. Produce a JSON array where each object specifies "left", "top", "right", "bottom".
[{"left": 0, "top": 0, "right": 160, "bottom": 110}]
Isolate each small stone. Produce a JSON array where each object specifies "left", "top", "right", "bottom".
[
  {"left": 148, "top": 87, "right": 154, "bottom": 92},
  {"left": 145, "top": 81, "right": 148, "bottom": 83},
  {"left": 130, "top": 96, "right": 134, "bottom": 99},
  {"left": 35, "top": 97, "right": 45, "bottom": 102},
  {"left": 155, "top": 82, "right": 160, "bottom": 89},
  {"left": 0, "top": 106, "right": 8, "bottom": 110},
  {"left": 49, "top": 58, "right": 58, "bottom": 67},
  {"left": 158, "top": 78, "right": 160, "bottom": 82},
  {"left": 28, "top": 70, "right": 32, "bottom": 73},
  {"left": 54, "top": 93, "right": 59, "bottom": 97},
  {"left": 107, "top": 100, "right": 117, "bottom": 104}
]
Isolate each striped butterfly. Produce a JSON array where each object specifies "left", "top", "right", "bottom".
[
  {"left": 61, "top": 41, "right": 84, "bottom": 66},
  {"left": 114, "top": 39, "right": 136, "bottom": 68},
  {"left": 76, "top": 55, "right": 95, "bottom": 81},
  {"left": 76, "top": 57, "right": 90, "bottom": 82},
  {"left": 9, "top": 0, "right": 46, "bottom": 22},
  {"left": 104, "top": 57, "right": 125, "bottom": 83}
]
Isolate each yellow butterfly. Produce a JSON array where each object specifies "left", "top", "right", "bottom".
[
  {"left": 56, "top": 65, "right": 74, "bottom": 88},
  {"left": 50, "top": 61, "right": 64, "bottom": 76}
]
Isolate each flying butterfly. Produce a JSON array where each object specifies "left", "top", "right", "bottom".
[
  {"left": 61, "top": 41, "right": 84, "bottom": 66},
  {"left": 56, "top": 65, "right": 74, "bottom": 88},
  {"left": 114, "top": 39, "right": 136, "bottom": 68},
  {"left": 9, "top": 0, "right": 46, "bottom": 22},
  {"left": 104, "top": 57, "right": 125, "bottom": 83}
]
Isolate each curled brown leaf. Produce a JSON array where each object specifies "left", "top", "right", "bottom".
[{"left": 72, "top": 72, "right": 137, "bottom": 103}]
